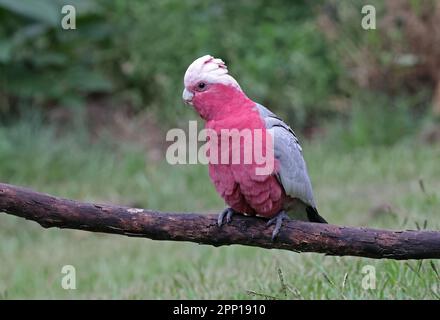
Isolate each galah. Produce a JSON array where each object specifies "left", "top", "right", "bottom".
[{"left": 182, "top": 55, "right": 327, "bottom": 239}]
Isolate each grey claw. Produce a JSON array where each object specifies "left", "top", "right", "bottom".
[
  {"left": 226, "top": 209, "right": 234, "bottom": 223},
  {"left": 218, "top": 208, "right": 235, "bottom": 227},
  {"left": 266, "top": 211, "right": 289, "bottom": 240},
  {"left": 266, "top": 216, "right": 277, "bottom": 227}
]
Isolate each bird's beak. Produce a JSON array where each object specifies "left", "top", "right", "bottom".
[{"left": 182, "top": 88, "right": 194, "bottom": 105}]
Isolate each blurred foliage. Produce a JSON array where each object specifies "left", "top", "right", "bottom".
[
  {"left": 0, "top": 0, "right": 438, "bottom": 145},
  {"left": 105, "top": 0, "right": 339, "bottom": 126},
  {"left": 0, "top": 0, "right": 113, "bottom": 113},
  {"left": 0, "top": 0, "right": 339, "bottom": 126},
  {"left": 321, "top": 0, "right": 439, "bottom": 98},
  {"left": 327, "top": 92, "right": 425, "bottom": 149}
]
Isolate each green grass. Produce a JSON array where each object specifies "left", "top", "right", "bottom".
[{"left": 0, "top": 117, "right": 440, "bottom": 299}]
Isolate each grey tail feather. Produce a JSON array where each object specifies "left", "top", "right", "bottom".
[{"left": 306, "top": 206, "right": 328, "bottom": 224}]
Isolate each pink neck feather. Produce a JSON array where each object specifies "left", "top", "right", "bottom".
[{"left": 192, "top": 84, "right": 255, "bottom": 121}]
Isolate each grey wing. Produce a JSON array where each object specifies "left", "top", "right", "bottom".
[{"left": 254, "top": 103, "right": 316, "bottom": 207}]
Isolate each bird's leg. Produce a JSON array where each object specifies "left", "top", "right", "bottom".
[
  {"left": 266, "top": 211, "right": 289, "bottom": 240},
  {"left": 217, "top": 207, "right": 236, "bottom": 227}
]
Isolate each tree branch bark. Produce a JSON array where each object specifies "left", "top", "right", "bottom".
[{"left": 1, "top": 182, "right": 439, "bottom": 260}]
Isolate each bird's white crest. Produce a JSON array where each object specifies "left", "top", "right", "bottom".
[{"left": 184, "top": 55, "right": 241, "bottom": 91}]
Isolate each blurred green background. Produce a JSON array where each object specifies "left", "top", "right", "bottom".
[{"left": 0, "top": 0, "right": 440, "bottom": 299}]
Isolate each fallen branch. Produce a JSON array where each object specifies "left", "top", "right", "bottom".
[{"left": 0, "top": 182, "right": 439, "bottom": 260}]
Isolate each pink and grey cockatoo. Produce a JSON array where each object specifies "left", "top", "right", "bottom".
[{"left": 182, "top": 55, "right": 327, "bottom": 239}]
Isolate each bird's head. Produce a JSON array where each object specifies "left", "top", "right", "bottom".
[{"left": 182, "top": 55, "right": 251, "bottom": 120}]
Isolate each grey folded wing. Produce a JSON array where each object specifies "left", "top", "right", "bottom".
[{"left": 254, "top": 103, "right": 316, "bottom": 208}]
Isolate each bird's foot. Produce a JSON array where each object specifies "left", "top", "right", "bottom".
[
  {"left": 217, "top": 207, "right": 236, "bottom": 227},
  {"left": 266, "top": 211, "right": 289, "bottom": 240}
]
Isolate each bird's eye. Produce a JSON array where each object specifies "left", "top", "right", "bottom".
[{"left": 197, "top": 82, "right": 206, "bottom": 91}]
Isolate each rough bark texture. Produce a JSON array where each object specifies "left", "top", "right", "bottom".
[{"left": 1, "top": 182, "right": 440, "bottom": 260}]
